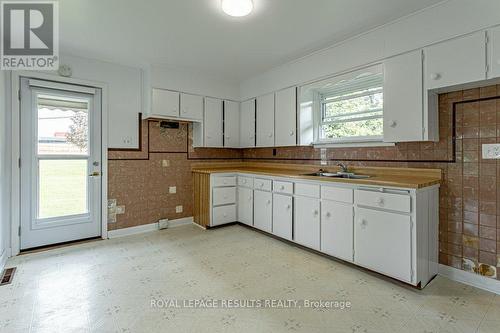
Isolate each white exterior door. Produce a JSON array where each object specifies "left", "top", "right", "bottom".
[
  {"left": 20, "top": 78, "right": 102, "bottom": 249},
  {"left": 204, "top": 97, "right": 223, "bottom": 147},
  {"left": 256, "top": 93, "right": 275, "bottom": 147},
  {"left": 237, "top": 187, "right": 253, "bottom": 226},
  {"left": 294, "top": 196, "right": 320, "bottom": 250},
  {"left": 321, "top": 201, "right": 353, "bottom": 262},
  {"left": 253, "top": 190, "right": 272, "bottom": 232},
  {"left": 239, "top": 99, "right": 255, "bottom": 147},
  {"left": 354, "top": 207, "right": 412, "bottom": 282},
  {"left": 272, "top": 193, "right": 292, "bottom": 240},
  {"left": 275, "top": 87, "right": 297, "bottom": 146},
  {"left": 224, "top": 100, "right": 240, "bottom": 148}
]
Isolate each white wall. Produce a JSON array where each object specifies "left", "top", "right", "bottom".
[
  {"left": 240, "top": 0, "right": 500, "bottom": 99},
  {"left": 0, "top": 69, "right": 10, "bottom": 269}
]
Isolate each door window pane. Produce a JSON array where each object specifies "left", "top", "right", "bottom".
[
  {"left": 37, "top": 95, "right": 89, "bottom": 155},
  {"left": 38, "top": 159, "right": 88, "bottom": 219}
]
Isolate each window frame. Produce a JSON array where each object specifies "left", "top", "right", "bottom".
[{"left": 311, "top": 65, "right": 385, "bottom": 145}]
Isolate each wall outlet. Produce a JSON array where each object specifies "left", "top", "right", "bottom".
[
  {"left": 169, "top": 186, "right": 177, "bottom": 194},
  {"left": 482, "top": 144, "right": 500, "bottom": 159},
  {"left": 116, "top": 205, "right": 125, "bottom": 214},
  {"left": 175, "top": 205, "right": 183, "bottom": 213},
  {"left": 162, "top": 160, "right": 170, "bottom": 167},
  {"left": 122, "top": 136, "right": 132, "bottom": 145},
  {"left": 108, "top": 213, "right": 117, "bottom": 223}
]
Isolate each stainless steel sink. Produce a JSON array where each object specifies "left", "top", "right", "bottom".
[{"left": 302, "top": 172, "right": 371, "bottom": 179}]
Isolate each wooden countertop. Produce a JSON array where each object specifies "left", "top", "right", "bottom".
[{"left": 191, "top": 162, "right": 442, "bottom": 189}]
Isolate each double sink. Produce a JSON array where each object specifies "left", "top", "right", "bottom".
[{"left": 302, "top": 171, "right": 371, "bottom": 180}]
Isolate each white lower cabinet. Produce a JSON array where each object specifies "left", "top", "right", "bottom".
[
  {"left": 354, "top": 207, "right": 412, "bottom": 283},
  {"left": 294, "top": 196, "right": 320, "bottom": 250},
  {"left": 272, "top": 193, "right": 292, "bottom": 240},
  {"left": 321, "top": 201, "right": 353, "bottom": 262},
  {"left": 253, "top": 190, "right": 272, "bottom": 233},
  {"left": 237, "top": 187, "right": 253, "bottom": 226},
  {"left": 207, "top": 173, "right": 438, "bottom": 287}
]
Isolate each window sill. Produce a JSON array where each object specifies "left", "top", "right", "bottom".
[{"left": 312, "top": 141, "right": 395, "bottom": 149}]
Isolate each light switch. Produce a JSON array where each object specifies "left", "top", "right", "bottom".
[
  {"left": 482, "top": 144, "right": 500, "bottom": 159},
  {"left": 176, "top": 205, "right": 183, "bottom": 213},
  {"left": 162, "top": 160, "right": 170, "bottom": 167},
  {"left": 169, "top": 186, "right": 177, "bottom": 194}
]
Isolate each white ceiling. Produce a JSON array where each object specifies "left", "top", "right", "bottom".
[{"left": 60, "top": 0, "right": 444, "bottom": 82}]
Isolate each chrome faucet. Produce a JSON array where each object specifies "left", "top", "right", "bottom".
[{"left": 337, "top": 162, "right": 348, "bottom": 173}]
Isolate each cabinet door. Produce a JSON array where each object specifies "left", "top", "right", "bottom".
[
  {"left": 488, "top": 26, "right": 500, "bottom": 79},
  {"left": 294, "top": 196, "right": 320, "bottom": 250},
  {"left": 238, "top": 187, "right": 253, "bottom": 226},
  {"left": 272, "top": 194, "right": 292, "bottom": 240},
  {"left": 321, "top": 201, "right": 353, "bottom": 262},
  {"left": 256, "top": 93, "right": 275, "bottom": 147},
  {"left": 424, "top": 32, "right": 486, "bottom": 90},
  {"left": 152, "top": 89, "right": 179, "bottom": 117},
  {"left": 180, "top": 93, "right": 203, "bottom": 120},
  {"left": 204, "top": 97, "right": 223, "bottom": 147},
  {"left": 354, "top": 208, "right": 412, "bottom": 283},
  {"left": 253, "top": 190, "right": 272, "bottom": 233},
  {"left": 275, "top": 87, "right": 297, "bottom": 146},
  {"left": 224, "top": 101, "right": 240, "bottom": 148},
  {"left": 240, "top": 99, "right": 256, "bottom": 147},
  {"left": 383, "top": 50, "right": 424, "bottom": 142}
]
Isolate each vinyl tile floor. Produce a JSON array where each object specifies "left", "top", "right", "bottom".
[{"left": 1, "top": 224, "right": 499, "bottom": 333}]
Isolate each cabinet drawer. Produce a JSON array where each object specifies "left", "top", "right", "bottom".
[
  {"left": 212, "top": 205, "right": 236, "bottom": 226},
  {"left": 295, "top": 183, "right": 320, "bottom": 198},
  {"left": 321, "top": 186, "right": 353, "bottom": 204},
  {"left": 238, "top": 176, "right": 253, "bottom": 188},
  {"left": 273, "top": 181, "right": 293, "bottom": 195},
  {"left": 212, "top": 176, "right": 236, "bottom": 187},
  {"left": 355, "top": 190, "right": 410, "bottom": 213},
  {"left": 254, "top": 178, "right": 272, "bottom": 191},
  {"left": 213, "top": 187, "right": 236, "bottom": 206}
]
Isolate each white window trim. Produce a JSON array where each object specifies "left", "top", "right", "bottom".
[{"left": 309, "top": 64, "right": 385, "bottom": 147}]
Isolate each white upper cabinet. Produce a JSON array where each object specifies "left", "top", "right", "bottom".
[
  {"left": 487, "top": 26, "right": 500, "bottom": 79},
  {"left": 240, "top": 99, "right": 256, "bottom": 148},
  {"left": 180, "top": 93, "right": 203, "bottom": 121},
  {"left": 203, "top": 97, "right": 223, "bottom": 147},
  {"left": 424, "top": 32, "right": 487, "bottom": 90},
  {"left": 384, "top": 50, "right": 427, "bottom": 142},
  {"left": 275, "top": 87, "right": 297, "bottom": 146},
  {"left": 256, "top": 93, "right": 275, "bottom": 147},
  {"left": 224, "top": 101, "right": 240, "bottom": 148},
  {"left": 152, "top": 88, "right": 180, "bottom": 118}
]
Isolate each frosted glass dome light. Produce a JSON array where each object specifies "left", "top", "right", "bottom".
[{"left": 222, "top": 0, "right": 253, "bottom": 17}]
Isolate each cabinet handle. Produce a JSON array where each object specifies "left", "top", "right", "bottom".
[
  {"left": 289, "top": 130, "right": 294, "bottom": 136},
  {"left": 360, "top": 219, "right": 367, "bottom": 228},
  {"left": 223, "top": 213, "right": 227, "bottom": 217},
  {"left": 390, "top": 120, "right": 397, "bottom": 128},
  {"left": 313, "top": 209, "right": 319, "bottom": 216},
  {"left": 259, "top": 183, "right": 264, "bottom": 188},
  {"left": 376, "top": 197, "right": 384, "bottom": 206},
  {"left": 266, "top": 200, "right": 271, "bottom": 205},
  {"left": 325, "top": 212, "right": 331, "bottom": 218},
  {"left": 226, "top": 136, "right": 231, "bottom": 139},
  {"left": 280, "top": 185, "right": 285, "bottom": 190},
  {"left": 430, "top": 73, "right": 441, "bottom": 80},
  {"left": 248, "top": 196, "right": 252, "bottom": 201},
  {"left": 286, "top": 204, "right": 291, "bottom": 210},
  {"left": 268, "top": 133, "right": 273, "bottom": 138},
  {"left": 242, "top": 179, "right": 247, "bottom": 184}
]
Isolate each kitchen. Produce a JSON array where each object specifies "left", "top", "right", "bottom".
[{"left": 1, "top": 0, "right": 500, "bottom": 332}]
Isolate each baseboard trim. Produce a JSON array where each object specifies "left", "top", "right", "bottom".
[
  {"left": 438, "top": 264, "right": 500, "bottom": 295},
  {"left": 107, "top": 217, "right": 193, "bottom": 238},
  {"left": 0, "top": 248, "right": 11, "bottom": 272}
]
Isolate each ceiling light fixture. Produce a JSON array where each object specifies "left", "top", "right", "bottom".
[{"left": 222, "top": 0, "right": 253, "bottom": 17}]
